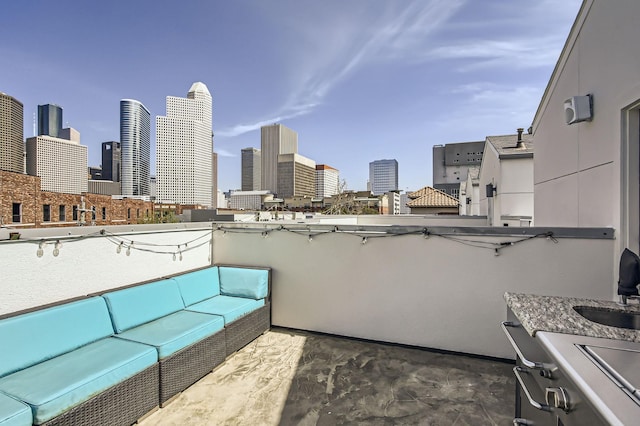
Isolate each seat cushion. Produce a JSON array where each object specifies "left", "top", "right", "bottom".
[
  {"left": 114, "top": 310, "right": 224, "bottom": 359},
  {"left": 186, "top": 295, "right": 264, "bottom": 325},
  {"left": 102, "top": 279, "right": 185, "bottom": 333},
  {"left": 219, "top": 267, "right": 269, "bottom": 300},
  {"left": 174, "top": 267, "right": 220, "bottom": 306},
  {"left": 0, "top": 392, "right": 31, "bottom": 426},
  {"left": 0, "top": 297, "right": 114, "bottom": 378},
  {"left": 0, "top": 338, "right": 157, "bottom": 425}
]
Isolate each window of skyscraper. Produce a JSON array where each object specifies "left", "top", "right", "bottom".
[
  {"left": 72, "top": 205, "right": 78, "bottom": 221},
  {"left": 59, "top": 205, "right": 66, "bottom": 221},
  {"left": 43, "top": 205, "right": 51, "bottom": 222}
]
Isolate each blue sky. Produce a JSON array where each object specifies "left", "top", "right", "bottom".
[{"left": 1, "top": 0, "right": 582, "bottom": 193}]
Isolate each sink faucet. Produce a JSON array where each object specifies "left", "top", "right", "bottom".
[{"left": 618, "top": 249, "right": 640, "bottom": 305}]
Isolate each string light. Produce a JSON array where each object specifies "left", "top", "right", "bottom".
[
  {"left": 126, "top": 242, "right": 132, "bottom": 256},
  {"left": 308, "top": 235, "right": 313, "bottom": 242},
  {"left": 116, "top": 241, "right": 123, "bottom": 254},
  {"left": 36, "top": 241, "right": 45, "bottom": 258},
  {"left": 52, "top": 240, "right": 62, "bottom": 257},
  {"left": 179, "top": 250, "right": 183, "bottom": 261},
  {"left": 361, "top": 237, "right": 368, "bottom": 245}
]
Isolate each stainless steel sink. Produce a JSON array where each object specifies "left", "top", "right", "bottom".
[{"left": 573, "top": 305, "right": 640, "bottom": 330}]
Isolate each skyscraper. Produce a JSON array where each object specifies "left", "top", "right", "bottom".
[
  {"left": 277, "top": 153, "right": 316, "bottom": 198},
  {"left": 0, "top": 92, "right": 24, "bottom": 173},
  {"left": 316, "top": 164, "right": 340, "bottom": 198},
  {"left": 37, "top": 104, "right": 63, "bottom": 138},
  {"left": 369, "top": 159, "right": 398, "bottom": 195},
  {"left": 156, "top": 82, "right": 213, "bottom": 206},
  {"left": 261, "top": 124, "right": 297, "bottom": 195},
  {"left": 241, "top": 147, "right": 261, "bottom": 191},
  {"left": 26, "top": 134, "right": 88, "bottom": 194},
  {"left": 120, "top": 100, "right": 150, "bottom": 196},
  {"left": 101, "top": 141, "right": 121, "bottom": 182}
]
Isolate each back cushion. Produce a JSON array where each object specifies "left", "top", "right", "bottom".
[
  {"left": 0, "top": 297, "right": 114, "bottom": 378},
  {"left": 219, "top": 267, "right": 269, "bottom": 300},
  {"left": 174, "top": 267, "right": 221, "bottom": 306},
  {"left": 102, "top": 279, "right": 184, "bottom": 333}
]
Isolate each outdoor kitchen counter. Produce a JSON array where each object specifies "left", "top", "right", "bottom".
[{"left": 504, "top": 292, "right": 640, "bottom": 342}]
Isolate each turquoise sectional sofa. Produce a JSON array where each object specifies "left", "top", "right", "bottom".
[{"left": 0, "top": 265, "right": 271, "bottom": 425}]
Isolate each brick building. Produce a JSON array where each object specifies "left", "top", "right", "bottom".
[{"left": 0, "top": 170, "right": 154, "bottom": 228}]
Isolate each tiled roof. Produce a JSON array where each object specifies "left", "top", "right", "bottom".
[
  {"left": 486, "top": 133, "right": 534, "bottom": 158},
  {"left": 407, "top": 186, "right": 459, "bottom": 207}
]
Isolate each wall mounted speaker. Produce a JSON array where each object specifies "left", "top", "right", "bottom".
[{"left": 564, "top": 94, "right": 593, "bottom": 125}]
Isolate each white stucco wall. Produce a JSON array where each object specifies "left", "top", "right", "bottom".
[
  {"left": 534, "top": 0, "right": 638, "bottom": 244},
  {"left": 0, "top": 226, "right": 212, "bottom": 315},
  {"left": 500, "top": 159, "right": 534, "bottom": 222}
]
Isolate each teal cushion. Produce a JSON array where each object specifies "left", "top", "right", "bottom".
[
  {"left": 0, "top": 338, "right": 157, "bottom": 425},
  {"left": 186, "top": 295, "right": 264, "bottom": 325},
  {"left": 115, "top": 310, "right": 224, "bottom": 359},
  {"left": 0, "top": 392, "right": 31, "bottom": 426},
  {"left": 174, "top": 267, "right": 220, "bottom": 306},
  {"left": 102, "top": 279, "right": 185, "bottom": 333},
  {"left": 0, "top": 297, "right": 114, "bottom": 378},
  {"left": 219, "top": 267, "right": 269, "bottom": 300}
]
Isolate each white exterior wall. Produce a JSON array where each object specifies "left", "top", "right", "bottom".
[
  {"left": 533, "top": 0, "right": 636, "bottom": 253},
  {"left": 499, "top": 158, "right": 534, "bottom": 224},
  {"left": 0, "top": 223, "right": 613, "bottom": 359}
]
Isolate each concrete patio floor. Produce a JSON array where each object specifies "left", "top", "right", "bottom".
[{"left": 139, "top": 328, "right": 515, "bottom": 425}]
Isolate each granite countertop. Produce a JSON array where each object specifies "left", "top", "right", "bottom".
[{"left": 504, "top": 292, "right": 640, "bottom": 343}]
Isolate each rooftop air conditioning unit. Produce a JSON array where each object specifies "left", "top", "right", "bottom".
[{"left": 564, "top": 94, "right": 593, "bottom": 125}]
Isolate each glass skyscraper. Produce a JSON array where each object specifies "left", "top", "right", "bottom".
[
  {"left": 37, "top": 104, "right": 62, "bottom": 138},
  {"left": 120, "top": 99, "right": 150, "bottom": 196},
  {"left": 369, "top": 159, "right": 399, "bottom": 195}
]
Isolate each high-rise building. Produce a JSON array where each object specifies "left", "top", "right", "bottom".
[
  {"left": 120, "top": 100, "right": 150, "bottom": 196},
  {"left": 241, "top": 147, "right": 261, "bottom": 191},
  {"left": 156, "top": 82, "right": 213, "bottom": 206},
  {"left": 26, "top": 134, "right": 88, "bottom": 194},
  {"left": 369, "top": 159, "right": 398, "bottom": 195},
  {"left": 432, "top": 141, "right": 484, "bottom": 198},
  {"left": 315, "top": 164, "right": 340, "bottom": 198},
  {"left": 277, "top": 153, "right": 316, "bottom": 198},
  {"left": 0, "top": 92, "right": 24, "bottom": 173},
  {"left": 101, "top": 141, "right": 121, "bottom": 182},
  {"left": 261, "top": 124, "right": 297, "bottom": 195},
  {"left": 212, "top": 151, "right": 218, "bottom": 208},
  {"left": 37, "top": 104, "right": 63, "bottom": 138}
]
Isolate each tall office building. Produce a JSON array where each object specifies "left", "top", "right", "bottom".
[
  {"left": 316, "top": 164, "right": 340, "bottom": 198},
  {"left": 0, "top": 92, "right": 24, "bottom": 173},
  {"left": 156, "top": 82, "right": 213, "bottom": 206},
  {"left": 241, "top": 147, "right": 261, "bottom": 191},
  {"left": 26, "top": 133, "right": 88, "bottom": 194},
  {"left": 37, "top": 104, "right": 63, "bottom": 138},
  {"left": 369, "top": 159, "right": 398, "bottom": 195},
  {"left": 101, "top": 141, "right": 121, "bottom": 182},
  {"left": 261, "top": 124, "right": 297, "bottom": 195},
  {"left": 277, "top": 153, "right": 316, "bottom": 198},
  {"left": 120, "top": 100, "right": 150, "bottom": 196}
]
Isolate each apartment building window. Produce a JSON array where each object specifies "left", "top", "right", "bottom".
[
  {"left": 12, "top": 203, "right": 21, "bottom": 223},
  {"left": 43, "top": 205, "right": 51, "bottom": 222},
  {"left": 102, "top": 207, "right": 106, "bottom": 220},
  {"left": 59, "top": 205, "right": 66, "bottom": 221},
  {"left": 91, "top": 207, "right": 96, "bottom": 221},
  {"left": 451, "top": 189, "right": 459, "bottom": 198},
  {"left": 72, "top": 205, "right": 78, "bottom": 221},
  {"left": 127, "top": 208, "right": 131, "bottom": 219},
  {"left": 136, "top": 208, "right": 140, "bottom": 218}
]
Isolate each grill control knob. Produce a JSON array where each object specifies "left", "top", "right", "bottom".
[{"left": 545, "top": 387, "right": 571, "bottom": 412}]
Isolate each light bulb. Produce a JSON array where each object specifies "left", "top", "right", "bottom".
[
  {"left": 179, "top": 251, "right": 183, "bottom": 261},
  {"left": 126, "top": 245, "right": 131, "bottom": 256},
  {"left": 52, "top": 241, "right": 61, "bottom": 257},
  {"left": 308, "top": 235, "right": 313, "bottom": 242},
  {"left": 116, "top": 242, "right": 123, "bottom": 254},
  {"left": 36, "top": 241, "right": 45, "bottom": 258},
  {"left": 361, "top": 237, "right": 368, "bottom": 245},
  {"left": 173, "top": 253, "right": 176, "bottom": 261}
]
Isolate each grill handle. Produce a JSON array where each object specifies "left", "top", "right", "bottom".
[{"left": 513, "top": 366, "right": 552, "bottom": 411}]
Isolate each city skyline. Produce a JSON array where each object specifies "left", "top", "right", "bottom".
[{"left": 1, "top": 1, "right": 582, "bottom": 193}]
